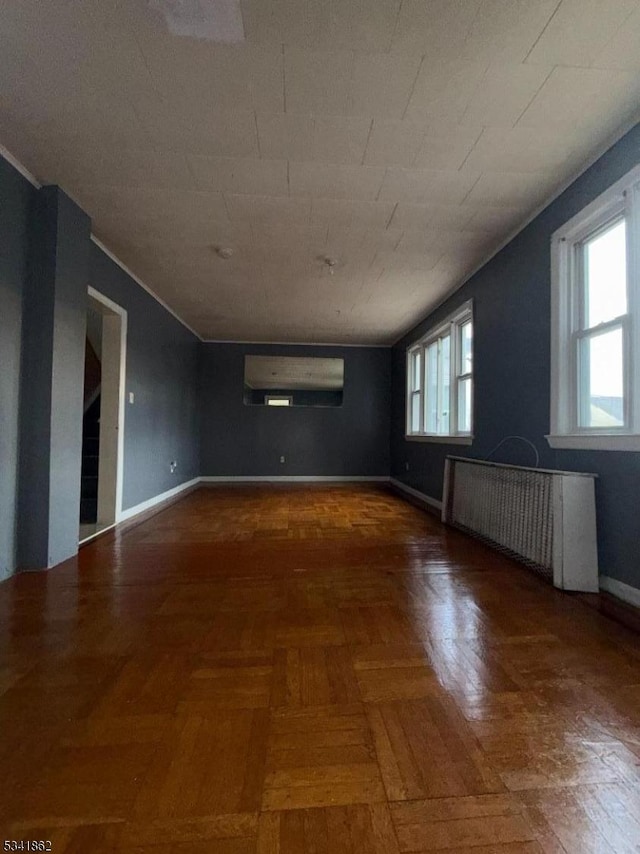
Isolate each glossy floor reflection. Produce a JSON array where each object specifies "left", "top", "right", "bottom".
[{"left": 1, "top": 485, "right": 639, "bottom": 852}]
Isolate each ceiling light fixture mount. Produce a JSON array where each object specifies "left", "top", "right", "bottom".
[
  {"left": 215, "top": 247, "right": 234, "bottom": 260},
  {"left": 322, "top": 256, "right": 339, "bottom": 276}
]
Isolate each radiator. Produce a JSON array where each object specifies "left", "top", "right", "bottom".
[{"left": 442, "top": 456, "right": 599, "bottom": 592}]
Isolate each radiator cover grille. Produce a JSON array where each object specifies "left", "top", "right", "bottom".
[
  {"left": 446, "top": 461, "right": 553, "bottom": 580},
  {"left": 442, "top": 456, "right": 599, "bottom": 591}
]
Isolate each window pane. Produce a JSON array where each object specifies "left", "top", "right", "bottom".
[
  {"left": 584, "top": 218, "right": 627, "bottom": 328},
  {"left": 458, "top": 377, "right": 472, "bottom": 433},
  {"left": 426, "top": 342, "right": 438, "bottom": 432},
  {"left": 460, "top": 321, "right": 473, "bottom": 375},
  {"left": 411, "top": 350, "right": 421, "bottom": 391},
  {"left": 411, "top": 391, "right": 420, "bottom": 432},
  {"left": 439, "top": 335, "right": 450, "bottom": 434},
  {"left": 580, "top": 327, "right": 624, "bottom": 428}
]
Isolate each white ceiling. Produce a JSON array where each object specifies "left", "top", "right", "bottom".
[{"left": 1, "top": 0, "right": 640, "bottom": 344}]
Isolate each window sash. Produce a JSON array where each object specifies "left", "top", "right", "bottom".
[{"left": 573, "top": 319, "right": 630, "bottom": 431}]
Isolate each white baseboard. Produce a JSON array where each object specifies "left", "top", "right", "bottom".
[
  {"left": 599, "top": 575, "right": 640, "bottom": 608},
  {"left": 118, "top": 477, "right": 201, "bottom": 522},
  {"left": 390, "top": 478, "right": 443, "bottom": 513},
  {"left": 200, "top": 475, "right": 390, "bottom": 484}
]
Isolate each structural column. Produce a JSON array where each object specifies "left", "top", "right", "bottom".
[{"left": 18, "top": 186, "right": 91, "bottom": 569}]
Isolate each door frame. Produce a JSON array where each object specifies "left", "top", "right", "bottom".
[{"left": 87, "top": 287, "right": 127, "bottom": 526}]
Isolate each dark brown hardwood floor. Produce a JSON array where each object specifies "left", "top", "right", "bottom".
[{"left": 1, "top": 485, "right": 639, "bottom": 852}]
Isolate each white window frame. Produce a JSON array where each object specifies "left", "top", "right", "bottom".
[
  {"left": 548, "top": 162, "right": 640, "bottom": 451},
  {"left": 405, "top": 300, "right": 474, "bottom": 444}
]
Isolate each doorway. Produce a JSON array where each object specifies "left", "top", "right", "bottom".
[{"left": 79, "top": 288, "right": 127, "bottom": 544}]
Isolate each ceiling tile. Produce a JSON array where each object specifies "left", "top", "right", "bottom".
[
  {"left": 224, "top": 193, "right": 311, "bottom": 225},
  {"left": 310, "top": 199, "right": 396, "bottom": 230},
  {"left": 593, "top": 6, "right": 640, "bottom": 71},
  {"left": 72, "top": 186, "right": 231, "bottom": 226},
  {"left": 188, "top": 155, "right": 288, "bottom": 195},
  {"left": 460, "top": 63, "right": 552, "bottom": 127},
  {"left": 284, "top": 50, "right": 421, "bottom": 118},
  {"left": 464, "top": 204, "right": 531, "bottom": 233},
  {"left": 463, "top": 170, "right": 560, "bottom": 207},
  {"left": 284, "top": 49, "right": 353, "bottom": 114},
  {"left": 525, "top": 0, "right": 638, "bottom": 67},
  {"left": 256, "top": 114, "right": 371, "bottom": 164},
  {"left": 462, "top": 125, "right": 576, "bottom": 173},
  {"left": 251, "top": 222, "right": 328, "bottom": 251},
  {"left": 363, "top": 120, "right": 426, "bottom": 167},
  {"left": 137, "top": 37, "right": 285, "bottom": 113},
  {"left": 390, "top": 0, "right": 482, "bottom": 57},
  {"left": 413, "top": 124, "right": 482, "bottom": 170},
  {"left": 241, "top": 0, "right": 401, "bottom": 52},
  {"left": 135, "top": 101, "right": 260, "bottom": 157},
  {"left": 460, "top": 0, "right": 559, "bottom": 64},
  {"left": 404, "top": 60, "right": 489, "bottom": 124},
  {"left": 397, "top": 228, "right": 494, "bottom": 256},
  {"left": 348, "top": 54, "right": 423, "bottom": 119},
  {"left": 378, "top": 168, "right": 480, "bottom": 204},
  {"left": 63, "top": 149, "right": 197, "bottom": 192},
  {"left": 288, "top": 162, "right": 386, "bottom": 200},
  {"left": 389, "top": 203, "right": 476, "bottom": 231},
  {"left": 517, "top": 66, "right": 640, "bottom": 128}
]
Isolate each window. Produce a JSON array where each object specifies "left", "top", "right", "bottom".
[
  {"left": 265, "top": 395, "right": 292, "bottom": 406},
  {"left": 406, "top": 301, "right": 473, "bottom": 443},
  {"left": 549, "top": 163, "right": 640, "bottom": 451}
]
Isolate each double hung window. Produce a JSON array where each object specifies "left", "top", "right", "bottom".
[
  {"left": 406, "top": 301, "right": 473, "bottom": 442},
  {"left": 549, "top": 164, "right": 640, "bottom": 450}
]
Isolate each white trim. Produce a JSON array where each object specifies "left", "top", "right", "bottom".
[
  {"left": 546, "top": 433, "right": 640, "bottom": 451},
  {"left": 90, "top": 236, "right": 202, "bottom": 341},
  {"left": 88, "top": 287, "right": 128, "bottom": 524},
  {"left": 599, "top": 575, "right": 640, "bottom": 608},
  {"left": 119, "top": 477, "right": 201, "bottom": 522},
  {"left": 203, "top": 339, "right": 392, "bottom": 348},
  {"left": 552, "top": 163, "right": 640, "bottom": 241},
  {"left": 392, "top": 112, "right": 640, "bottom": 347},
  {"left": 390, "top": 478, "right": 443, "bottom": 512},
  {"left": 404, "top": 435, "right": 473, "bottom": 445},
  {"left": 79, "top": 522, "right": 116, "bottom": 546},
  {"left": 0, "top": 143, "right": 40, "bottom": 188},
  {"left": 200, "top": 475, "right": 390, "bottom": 483}
]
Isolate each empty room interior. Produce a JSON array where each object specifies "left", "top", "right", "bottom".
[{"left": 2, "top": 1, "right": 640, "bottom": 851}]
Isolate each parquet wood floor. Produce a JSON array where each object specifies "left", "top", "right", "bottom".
[{"left": 2, "top": 484, "right": 640, "bottom": 852}]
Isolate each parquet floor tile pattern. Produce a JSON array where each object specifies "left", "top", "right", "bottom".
[{"left": 2, "top": 485, "right": 640, "bottom": 852}]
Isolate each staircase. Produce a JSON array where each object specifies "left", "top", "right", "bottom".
[{"left": 80, "top": 395, "right": 100, "bottom": 523}]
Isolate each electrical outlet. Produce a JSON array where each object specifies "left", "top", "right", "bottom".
[
  {"left": 170, "top": 460, "right": 177, "bottom": 473},
  {"left": 128, "top": 392, "right": 135, "bottom": 404},
  {"left": 280, "top": 455, "right": 285, "bottom": 464},
  {"left": 405, "top": 461, "right": 410, "bottom": 471}
]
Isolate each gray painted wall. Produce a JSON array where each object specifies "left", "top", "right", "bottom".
[
  {"left": 0, "top": 159, "right": 34, "bottom": 580},
  {"left": 391, "top": 122, "right": 640, "bottom": 590},
  {"left": 90, "top": 246, "right": 199, "bottom": 510},
  {"left": 19, "top": 186, "right": 91, "bottom": 570},
  {"left": 0, "top": 152, "right": 200, "bottom": 577},
  {"left": 200, "top": 343, "right": 391, "bottom": 477}
]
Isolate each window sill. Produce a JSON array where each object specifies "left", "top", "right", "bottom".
[
  {"left": 405, "top": 434, "right": 473, "bottom": 445},
  {"left": 546, "top": 434, "right": 640, "bottom": 452}
]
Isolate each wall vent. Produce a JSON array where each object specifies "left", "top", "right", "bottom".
[{"left": 442, "top": 456, "right": 599, "bottom": 592}]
